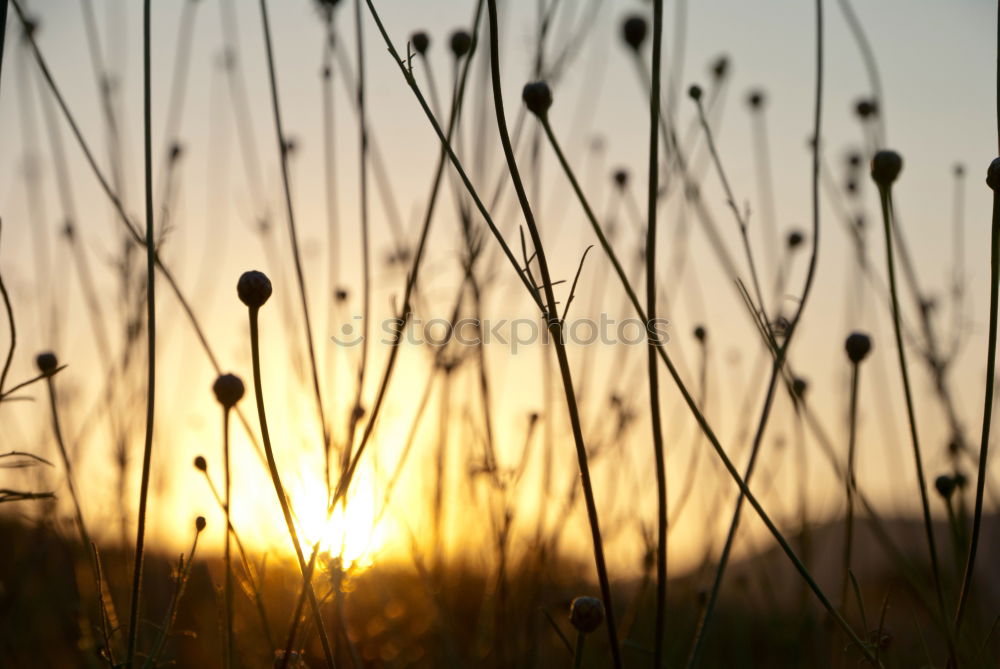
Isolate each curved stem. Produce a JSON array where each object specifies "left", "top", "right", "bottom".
[
  {"left": 646, "top": 0, "right": 669, "bottom": 664},
  {"left": 840, "top": 362, "right": 861, "bottom": 613},
  {"left": 126, "top": 2, "right": 157, "bottom": 663},
  {"left": 484, "top": 2, "right": 622, "bottom": 665},
  {"left": 248, "top": 307, "right": 337, "bottom": 669}
]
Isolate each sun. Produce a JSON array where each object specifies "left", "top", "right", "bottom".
[{"left": 289, "top": 471, "right": 386, "bottom": 571}]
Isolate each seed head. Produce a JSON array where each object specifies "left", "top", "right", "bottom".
[
  {"left": 411, "top": 31, "right": 430, "bottom": 56},
  {"left": 954, "top": 471, "right": 968, "bottom": 488},
  {"left": 870, "top": 150, "right": 903, "bottom": 188},
  {"left": 35, "top": 352, "right": 58, "bottom": 376},
  {"left": 569, "top": 596, "right": 605, "bottom": 635},
  {"left": 213, "top": 373, "right": 246, "bottom": 408},
  {"left": 612, "top": 168, "right": 629, "bottom": 189},
  {"left": 194, "top": 456, "right": 207, "bottom": 472},
  {"left": 934, "top": 474, "right": 955, "bottom": 500},
  {"left": 688, "top": 85, "right": 703, "bottom": 102},
  {"left": 854, "top": 98, "right": 878, "bottom": 119},
  {"left": 237, "top": 270, "right": 272, "bottom": 309},
  {"left": 449, "top": 30, "right": 472, "bottom": 58},
  {"left": 986, "top": 157, "right": 1000, "bottom": 191},
  {"left": 169, "top": 142, "right": 183, "bottom": 163},
  {"left": 710, "top": 55, "right": 729, "bottom": 81},
  {"left": 847, "top": 152, "right": 862, "bottom": 169},
  {"left": 747, "top": 89, "right": 764, "bottom": 110},
  {"left": 791, "top": 376, "right": 808, "bottom": 399},
  {"left": 334, "top": 287, "right": 349, "bottom": 302},
  {"left": 693, "top": 325, "right": 707, "bottom": 343},
  {"left": 844, "top": 332, "right": 872, "bottom": 364},
  {"left": 954, "top": 164, "right": 965, "bottom": 178},
  {"left": 621, "top": 16, "right": 648, "bottom": 51},
  {"left": 195, "top": 516, "right": 207, "bottom": 532},
  {"left": 522, "top": 81, "right": 553, "bottom": 117},
  {"left": 787, "top": 230, "right": 805, "bottom": 250}
]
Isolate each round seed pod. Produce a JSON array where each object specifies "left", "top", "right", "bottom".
[
  {"left": 693, "top": 325, "right": 707, "bottom": 343},
  {"left": 870, "top": 150, "right": 903, "bottom": 188},
  {"left": 621, "top": 16, "right": 647, "bottom": 51},
  {"left": 613, "top": 169, "right": 629, "bottom": 190},
  {"left": 688, "top": 84, "right": 703, "bottom": 102},
  {"left": 787, "top": 230, "right": 805, "bottom": 250},
  {"left": 855, "top": 98, "right": 878, "bottom": 119},
  {"left": 747, "top": 89, "right": 764, "bottom": 110},
  {"left": 934, "top": 474, "right": 955, "bottom": 500},
  {"left": 411, "top": 31, "right": 430, "bottom": 56},
  {"left": 522, "top": 81, "right": 553, "bottom": 117},
  {"left": 194, "top": 456, "right": 207, "bottom": 472},
  {"left": 213, "top": 373, "right": 246, "bottom": 409},
  {"left": 710, "top": 55, "right": 729, "bottom": 81},
  {"left": 844, "top": 332, "right": 872, "bottom": 364},
  {"left": 195, "top": 516, "right": 207, "bottom": 532},
  {"left": 237, "top": 270, "right": 273, "bottom": 309},
  {"left": 986, "top": 157, "right": 1000, "bottom": 191},
  {"left": 569, "top": 596, "right": 605, "bottom": 635},
  {"left": 449, "top": 29, "right": 472, "bottom": 58},
  {"left": 847, "top": 152, "right": 862, "bottom": 168},
  {"left": 35, "top": 352, "right": 58, "bottom": 375},
  {"left": 791, "top": 376, "right": 808, "bottom": 399}
]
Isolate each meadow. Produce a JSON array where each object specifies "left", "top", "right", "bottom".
[{"left": 0, "top": 0, "right": 998, "bottom": 667}]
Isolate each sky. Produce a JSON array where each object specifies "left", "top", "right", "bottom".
[{"left": 0, "top": 0, "right": 997, "bottom": 577}]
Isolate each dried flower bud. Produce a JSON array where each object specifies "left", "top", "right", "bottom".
[
  {"left": 169, "top": 142, "right": 183, "bottom": 163},
  {"left": 213, "top": 373, "right": 245, "bottom": 408},
  {"left": 710, "top": 55, "right": 729, "bottom": 81},
  {"left": 986, "top": 157, "right": 1000, "bottom": 191},
  {"left": 747, "top": 89, "right": 764, "bottom": 110},
  {"left": 334, "top": 287, "right": 349, "bottom": 302},
  {"left": 787, "top": 230, "right": 805, "bottom": 250},
  {"left": 237, "top": 270, "right": 273, "bottom": 309},
  {"left": 847, "top": 152, "right": 862, "bottom": 169},
  {"left": 934, "top": 474, "right": 955, "bottom": 500},
  {"left": 35, "top": 352, "right": 58, "bottom": 375},
  {"left": 844, "top": 332, "right": 872, "bottom": 364},
  {"left": 693, "top": 325, "right": 707, "bottom": 343},
  {"left": 954, "top": 164, "right": 965, "bottom": 178},
  {"left": 522, "top": 81, "right": 553, "bottom": 117},
  {"left": 855, "top": 98, "right": 878, "bottom": 119},
  {"left": 612, "top": 169, "right": 629, "bottom": 189},
  {"left": 195, "top": 516, "right": 207, "bottom": 532},
  {"left": 870, "top": 150, "right": 903, "bottom": 188},
  {"left": 688, "top": 84, "right": 703, "bottom": 102},
  {"left": 411, "top": 31, "right": 430, "bottom": 56},
  {"left": 449, "top": 30, "right": 472, "bottom": 58},
  {"left": 621, "top": 16, "right": 647, "bottom": 51},
  {"left": 569, "top": 596, "right": 605, "bottom": 634},
  {"left": 791, "top": 376, "right": 808, "bottom": 399},
  {"left": 194, "top": 456, "right": 207, "bottom": 472}
]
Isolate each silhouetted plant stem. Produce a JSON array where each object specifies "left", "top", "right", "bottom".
[
  {"left": 126, "top": 2, "right": 157, "bottom": 664},
  {"left": 840, "top": 361, "right": 861, "bottom": 614},
  {"left": 875, "top": 184, "right": 950, "bottom": 642},
  {"left": 222, "top": 408, "right": 234, "bottom": 669},
  {"left": 258, "top": 0, "right": 331, "bottom": 488},
  {"left": 644, "top": 0, "right": 669, "bottom": 664},
  {"left": 247, "top": 305, "right": 337, "bottom": 669},
  {"left": 953, "top": 177, "right": 1000, "bottom": 638},
  {"left": 0, "top": 222, "right": 14, "bottom": 395},
  {"left": 484, "top": 2, "right": 622, "bottom": 665}
]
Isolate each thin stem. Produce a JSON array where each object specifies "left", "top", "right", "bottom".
[
  {"left": 126, "top": 1, "right": 157, "bottom": 664},
  {"left": 484, "top": 2, "right": 621, "bottom": 665},
  {"left": 841, "top": 362, "right": 861, "bottom": 614},
  {"left": 247, "top": 307, "right": 337, "bottom": 669},
  {"left": 876, "top": 186, "right": 950, "bottom": 637},
  {"left": 223, "top": 408, "right": 234, "bottom": 669},
  {"left": 257, "top": 0, "right": 330, "bottom": 485},
  {"left": 953, "top": 187, "right": 1000, "bottom": 635},
  {"left": 646, "top": 0, "right": 669, "bottom": 664}
]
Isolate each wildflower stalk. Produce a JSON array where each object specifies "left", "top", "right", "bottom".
[
  {"left": 953, "top": 160, "right": 1000, "bottom": 637},
  {"left": 126, "top": 0, "right": 157, "bottom": 663},
  {"left": 644, "top": 0, "right": 669, "bottom": 664},
  {"left": 485, "top": 2, "right": 622, "bottom": 665},
  {"left": 841, "top": 333, "right": 872, "bottom": 614},
  {"left": 246, "top": 294, "right": 337, "bottom": 669}
]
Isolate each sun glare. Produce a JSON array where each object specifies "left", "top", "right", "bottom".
[{"left": 290, "top": 472, "right": 386, "bottom": 571}]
